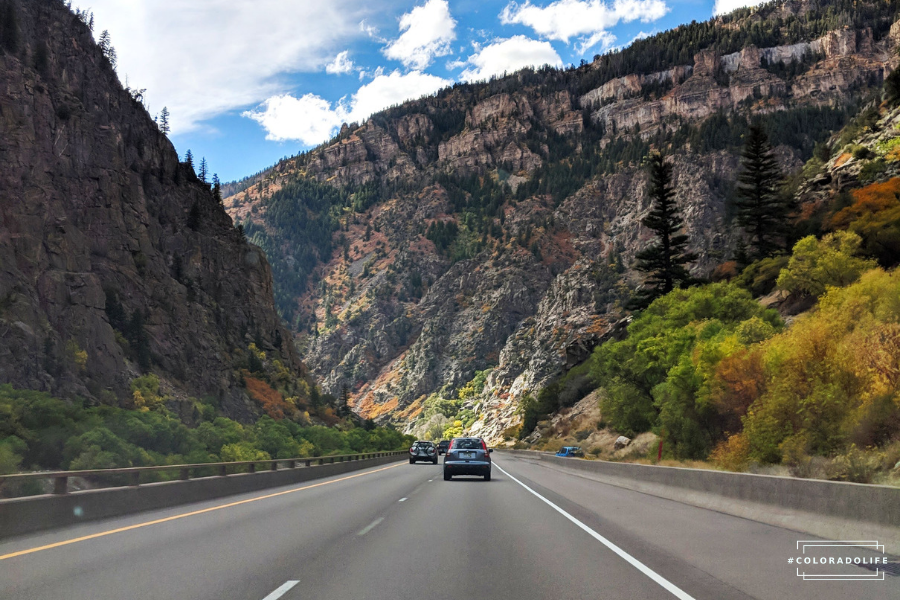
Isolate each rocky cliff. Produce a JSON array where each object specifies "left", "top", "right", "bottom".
[
  {"left": 226, "top": 0, "right": 900, "bottom": 442},
  {"left": 0, "top": 0, "right": 300, "bottom": 420}
]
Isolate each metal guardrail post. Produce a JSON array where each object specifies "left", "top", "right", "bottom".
[
  {"left": 270, "top": 461, "right": 278, "bottom": 471},
  {"left": 53, "top": 476, "right": 68, "bottom": 495},
  {"left": 305, "top": 459, "right": 311, "bottom": 467},
  {"left": 219, "top": 465, "right": 227, "bottom": 477},
  {"left": 248, "top": 463, "right": 256, "bottom": 474},
  {"left": 180, "top": 468, "right": 190, "bottom": 480},
  {"left": 130, "top": 472, "right": 140, "bottom": 487}
]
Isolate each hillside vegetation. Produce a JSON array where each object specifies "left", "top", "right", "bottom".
[{"left": 226, "top": 0, "right": 900, "bottom": 442}]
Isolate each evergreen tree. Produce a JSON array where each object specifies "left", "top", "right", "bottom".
[
  {"left": 198, "top": 158, "right": 208, "bottom": 184},
  {"left": 158, "top": 107, "right": 170, "bottom": 135},
  {"left": 734, "top": 125, "right": 790, "bottom": 259},
  {"left": 97, "top": 30, "right": 116, "bottom": 69},
  {"left": 184, "top": 149, "right": 193, "bottom": 169},
  {"left": 212, "top": 173, "right": 222, "bottom": 201},
  {"left": 631, "top": 153, "right": 696, "bottom": 308}
]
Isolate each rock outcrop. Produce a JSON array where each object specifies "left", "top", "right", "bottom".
[
  {"left": 0, "top": 1, "right": 299, "bottom": 419},
  {"left": 225, "top": 2, "right": 900, "bottom": 442}
]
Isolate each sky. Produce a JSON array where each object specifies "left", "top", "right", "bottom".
[{"left": 79, "top": 0, "right": 766, "bottom": 182}]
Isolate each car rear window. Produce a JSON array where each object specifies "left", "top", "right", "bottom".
[
  {"left": 452, "top": 438, "right": 483, "bottom": 450},
  {"left": 414, "top": 442, "right": 433, "bottom": 447}
]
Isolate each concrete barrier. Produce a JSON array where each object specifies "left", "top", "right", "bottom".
[
  {"left": 500, "top": 450, "right": 900, "bottom": 553},
  {"left": 0, "top": 454, "right": 405, "bottom": 540}
]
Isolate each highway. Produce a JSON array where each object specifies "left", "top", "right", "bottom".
[{"left": 0, "top": 453, "right": 895, "bottom": 600}]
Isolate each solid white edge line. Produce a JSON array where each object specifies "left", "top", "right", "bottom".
[
  {"left": 493, "top": 462, "right": 696, "bottom": 600},
  {"left": 261, "top": 580, "right": 299, "bottom": 600}
]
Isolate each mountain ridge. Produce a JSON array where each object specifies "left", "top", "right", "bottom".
[
  {"left": 0, "top": 0, "right": 305, "bottom": 421},
  {"left": 225, "top": 0, "right": 900, "bottom": 441}
]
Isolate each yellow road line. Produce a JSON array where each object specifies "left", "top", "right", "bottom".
[{"left": 0, "top": 462, "right": 404, "bottom": 562}]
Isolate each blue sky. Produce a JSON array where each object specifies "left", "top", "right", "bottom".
[{"left": 81, "top": 0, "right": 761, "bottom": 182}]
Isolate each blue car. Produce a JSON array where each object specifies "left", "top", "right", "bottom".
[{"left": 556, "top": 446, "right": 584, "bottom": 457}]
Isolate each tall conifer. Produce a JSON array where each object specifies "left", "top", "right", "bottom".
[
  {"left": 734, "top": 125, "right": 791, "bottom": 258},
  {"left": 631, "top": 153, "right": 696, "bottom": 308}
]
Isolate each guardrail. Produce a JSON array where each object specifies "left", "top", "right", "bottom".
[
  {"left": 0, "top": 451, "right": 405, "bottom": 497},
  {"left": 499, "top": 449, "right": 900, "bottom": 554},
  {"left": 0, "top": 451, "right": 408, "bottom": 539}
]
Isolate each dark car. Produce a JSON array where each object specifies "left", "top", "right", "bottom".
[
  {"left": 556, "top": 446, "right": 584, "bottom": 457},
  {"left": 437, "top": 440, "right": 450, "bottom": 455},
  {"left": 443, "top": 437, "right": 492, "bottom": 481},
  {"left": 409, "top": 441, "right": 438, "bottom": 464}
]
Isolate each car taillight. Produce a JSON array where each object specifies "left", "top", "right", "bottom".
[
  {"left": 481, "top": 440, "right": 488, "bottom": 452},
  {"left": 410, "top": 447, "right": 415, "bottom": 453}
]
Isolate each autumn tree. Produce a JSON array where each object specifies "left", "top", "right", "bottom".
[
  {"left": 734, "top": 125, "right": 791, "bottom": 259},
  {"left": 631, "top": 152, "right": 696, "bottom": 308}
]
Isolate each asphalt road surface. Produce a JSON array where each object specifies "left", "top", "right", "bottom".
[{"left": 0, "top": 453, "right": 896, "bottom": 600}]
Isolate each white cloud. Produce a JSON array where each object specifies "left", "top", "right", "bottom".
[
  {"left": 326, "top": 51, "right": 355, "bottom": 75},
  {"left": 243, "top": 70, "right": 451, "bottom": 144},
  {"left": 576, "top": 30, "right": 616, "bottom": 54},
  {"left": 79, "top": 1, "right": 368, "bottom": 134},
  {"left": 243, "top": 94, "right": 344, "bottom": 144},
  {"left": 383, "top": 0, "right": 457, "bottom": 70},
  {"left": 713, "top": 0, "right": 767, "bottom": 15},
  {"left": 500, "top": 0, "right": 668, "bottom": 51},
  {"left": 459, "top": 36, "right": 563, "bottom": 82}
]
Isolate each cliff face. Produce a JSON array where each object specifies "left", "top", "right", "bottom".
[
  {"left": 0, "top": 1, "right": 298, "bottom": 419},
  {"left": 226, "top": 1, "right": 900, "bottom": 442}
]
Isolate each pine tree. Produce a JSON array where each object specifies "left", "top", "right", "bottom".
[
  {"left": 212, "top": 173, "right": 222, "bottom": 201},
  {"left": 198, "top": 158, "right": 208, "bottom": 184},
  {"left": 98, "top": 30, "right": 116, "bottom": 69},
  {"left": 734, "top": 125, "right": 790, "bottom": 259},
  {"left": 631, "top": 153, "right": 696, "bottom": 308},
  {"left": 184, "top": 149, "right": 193, "bottom": 169},
  {"left": 158, "top": 107, "right": 170, "bottom": 135}
]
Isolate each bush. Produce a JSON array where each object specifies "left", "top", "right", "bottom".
[
  {"left": 742, "top": 269, "right": 900, "bottom": 463},
  {"left": 776, "top": 231, "right": 877, "bottom": 296},
  {"left": 590, "top": 282, "right": 781, "bottom": 452}
]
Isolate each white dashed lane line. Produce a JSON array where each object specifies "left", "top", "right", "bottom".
[
  {"left": 261, "top": 580, "right": 299, "bottom": 600},
  {"left": 357, "top": 517, "right": 384, "bottom": 537}
]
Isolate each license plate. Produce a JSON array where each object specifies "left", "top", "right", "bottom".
[{"left": 462, "top": 451, "right": 474, "bottom": 458}]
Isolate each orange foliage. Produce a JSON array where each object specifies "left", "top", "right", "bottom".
[
  {"left": 708, "top": 349, "right": 765, "bottom": 434},
  {"left": 831, "top": 178, "right": 900, "bottom": 229},
  {"left": 833, "top": 152, "right": 852, "bottom": 169},
  {"left": 244, "top": 374, "right": 292, "bottom": 420},
  {"left": 710, "top": 261, "right": 739, "bottom": 282}
]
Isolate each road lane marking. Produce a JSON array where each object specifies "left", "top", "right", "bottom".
[
  {"left": 357, "top": 517, "right": 384, "bottom": 536},
  {"left": 398, "top": 497, "right": 407, "bottom": 502},
  {"left": 493, "top": 462, "right": 696, "bottom": 600},
  {"left": 0, "top": 463, "right": 404, "bottom": 562},
  {"left": 262, "top": 580, "right": 299, "bottom": 600}
]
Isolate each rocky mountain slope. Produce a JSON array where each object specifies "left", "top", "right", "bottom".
[
  {"left": 0, "top": 0, "right": 301, "bottom": 420},
  {"left": 225, "top": 0, "right": 900, "bottom": 441}
]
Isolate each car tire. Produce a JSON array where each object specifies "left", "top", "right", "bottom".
[
  {"left": 433, "top": 457, "right": 438, "bottom": 464},
  {"left": 443, "top": 471, "right": 451, "bottom": 481},
  {"left": 484, "top": 471, "right": 491, "bottom": 481},
  {"left": 409, "top": 458, "right": 415, "bottom": 464}
]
